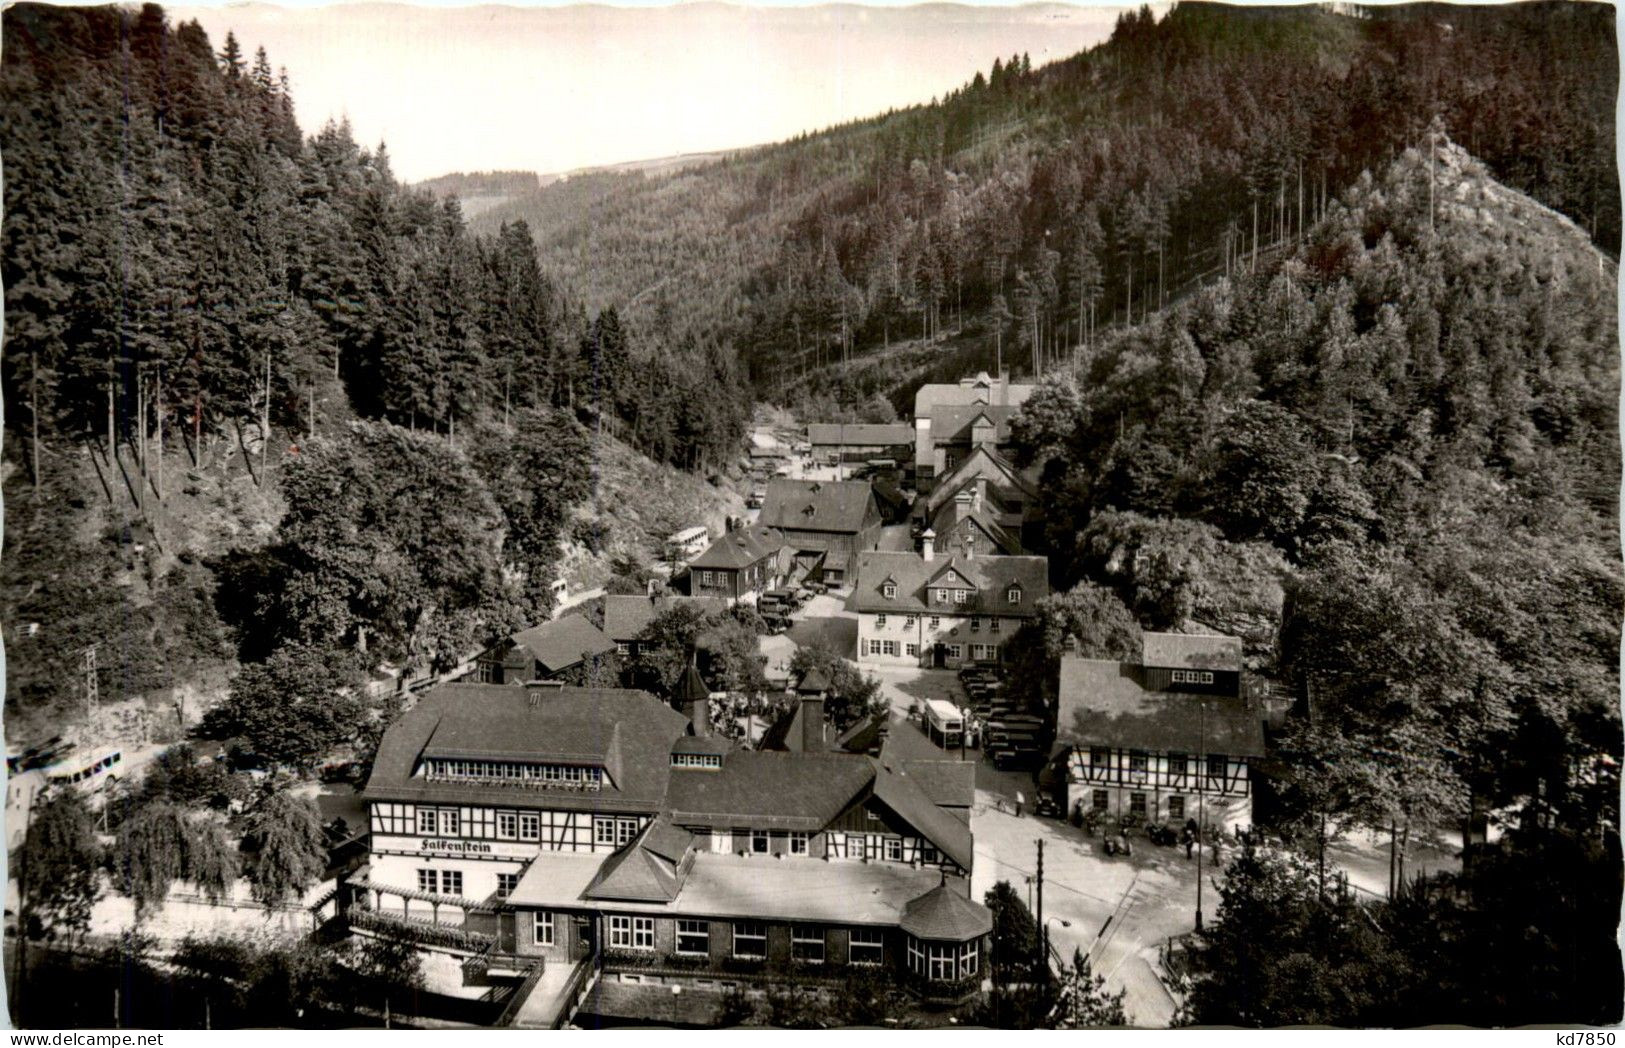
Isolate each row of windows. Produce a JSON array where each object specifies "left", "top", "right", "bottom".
[
  {"left": 1088, "top": 749, "right": 1230, "bottom": 777},
  {"left": 388, "top": 805, "right": 642, "bottom": 851},
  {"left": 1170, "top": 670, "right": 1217, "bottom": 685},
  {"left": 1090, "top": 790, "right": 1190, "bottom": 821},
  {"left": 603, "top": 916, "right": 885, "bottom": 966},
  {"left": 872, "top": 614, "right": 1004, "bottom": 633},
  {"left": 424, "top": 759, "right": 604, "bottom": 789},
  {"left": 671, "top": 754, "right": 723, "bottom": 769},
  {"left": 825, "top": 832, "right": 942, "bottom": 866},
  {"left": 906, "top": 938, "right": 980, "bottom": 981}
]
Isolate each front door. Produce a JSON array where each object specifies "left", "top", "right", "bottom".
[
  {"left": 574, "top": 914, "right": 595, "bottom": 960},
  {"left": 498, "top": 912, "right": 517, "bottom": 953},
  {"left": 934, "top": 643, "right": 947, "bottom": 669}
]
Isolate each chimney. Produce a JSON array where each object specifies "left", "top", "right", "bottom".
[
  {"left": 695, "top": 694, "right": 712, "bottom": 737},
  {"left": 920, "top": 528, "right": 936, "bottom": 562},
  {"left": 801, "top": 694, "right": 826, "bottom": 752}
]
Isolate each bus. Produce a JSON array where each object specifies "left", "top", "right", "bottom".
[
  {"left": 43, "top": 746, "right": 123, "bottom": 798},
  {"left": 924, "top": 699, "right": 965, "bottom": 749},
  {"left": 664, "top": 526, "right": 710, "bottom": 565}
]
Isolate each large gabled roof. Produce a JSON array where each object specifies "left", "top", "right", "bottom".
[
  {"left": 912, "top": 372, "right": 1035, "bottom": 418},
  {"left": 365, "top": 683, "right": 688, "bottom": 811},
  {"left": 805, "top": 423, "right": 914, "bottom": 447},
  {"left": 846, "top": 551, "right": 1049, "bottom": 616},
  {"left": 510, "top": 615, "right": 616, "bottom": 674},
  {"left": 872, "top": 760, "right": 976, "bottom": 871},
  {"left": 666, "top": 750, "right": 876, "bottom": 831},
  {"left": 1054, "top": 656, "right": 1265, "bottom": 757},
  {"left": 758, "top": 479, "right": 878, "bottom": 536},
  {"left": 931, "top": 500, "right": 1024, "bottom": 555},
  {"left": 689, "top": 524, "right": 785, "bottom": 571},
  {"left": 930, "top": 403, "right": 1021, "bottom": 444}
]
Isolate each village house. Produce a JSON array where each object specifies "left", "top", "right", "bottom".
[
  {"left": 351, "top": 682, "right": 992, "bottom": 1025},
  {"left": 917, "top": 445, "right": 1040, "bottom": 552},
  {"left": 1052, "top": 632, "right": 1266, "bottom": 834},
  {"left": 687, "top": 523, "right": 789, "bottom": 606},
  {"left": 846, "top": 542, "right": 1049, "bottom": 669},
  {"left": 469, "top": 616, "right": 617, "bottom": 684},
  {"left": 756, "top": 479, "right": 884, "bottom": 587},
  {"left": 603, "top": 593, "right": 729, "bottom": 658},
  {"left": 805, "top": 422, "right": 915, "bottom": 466},
  {"left": 911, "top": 372, "right": 1034, "bottom": 494}
]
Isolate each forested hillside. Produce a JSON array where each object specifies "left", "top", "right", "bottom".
[
  {"left": 483, "top": 2, "right": 1616, "bottom": 413},
  {"left": 1008, "top": 140, "right": 1622, "bottom": 1026},
  {"left": 0, "top": 3, "right": 747, "bottom": 740}
]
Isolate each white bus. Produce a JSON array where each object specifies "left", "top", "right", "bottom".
[
  {"left": 924, "top": 699, "right": 965, "bottom": 749},
  {"left": 43, "top": 746, "right": 123, "bottom": 797},
  {"left": 664, "top": 526, "right": 709, "bottom": 564}
]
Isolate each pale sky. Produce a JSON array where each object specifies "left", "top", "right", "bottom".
[{"left": 171, "top": 2, "right": 1130, "bottom": 182}]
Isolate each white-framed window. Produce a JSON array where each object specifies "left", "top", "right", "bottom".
[
  {"left": 595, "top": 817, "right": 618, "bottom": 846},
  {"left": 1168, "top": 752, "right": 1188, "bottom": 776},
  {"left": 928, "top": 942, "right": 957, "bottom": 980},
  {"left": 441, "top": 870, "right": 463, "bottom": 897},
  {"left": 953, "top": 589, "right": 967, "bottom": 604},
  {"left": 929, "top": 616, "right": 941, "bottom": 629},
  {"left": 791, "top": 925, "right": 825, "bottom": 963},
  {"left": 946, "top": 644, "right": 962, "bottom": 660},
  {"left": 876, "top": 614, "right": 887, "bottom": 628},
  {"left": 1172, "top": 669, "right": 1216, "bottom": 685},
  {"left": 882, "top": 583, "right": 897, "bottom": 599},
  {"left": 904, "top": 615, "right": 916, "bottom": 628},
  {"left": 609, "top": 915, "right": 655, "bottom": 951},
  {"left": 970, "top": 617, "right": 981, "bottom": 631},
  {"left": 519, "top": 812, "right": 540, "bottom": 841},
  {"left": 496, "top": 811, "right": 518, "bottom": 840},
  {"left": 1169, "top": 795, "right": 1186, "bottom": 820},
  {"left": 936, "top": 588, "right": 949, "bottom": 603},
  {"left": 417, "top": 868, "right": 437, "bottom": 894},
  {"left": 959, "top": 939, "right": 979, "bottom": 979},
  {"left": 733, "top": 920, "right": 767, "bottom": 958},
  {"left": 497, "top": 873, "right": 519, "bottom": 899},
  {"left": 616, "top": 641, "right": 631, "bottom": 656},
  {"left": 990, "top": 617, "right": 1001, "bottom": 633},
  {"left": 617, "top": 817, "right": 640, "bottom": 846},
  {"left": 850, "top": 928, "right": 884, "bottom": 966},
  {"left": 751, "top": 830, "right": 769, "bottom": 854},
  {"left": 1130, "top": 792, "right": 1148, "bottom": 817},
  {"left": 1007, "top": 586, "right": 1022, "bottom": 604},
  {"left": 439, "top": 809, "right": 460, "bottom": 836},
  {"left": 534, "top": 911, "right": 555, "bottom": 946},
  {"left": 788, "top": 832, "right": 809, "bottom": 855},
  {"left": 1129, "top": 751, "right": 1149, "bottom": 774},
  {"left": 906, "top": 643, "right": 919, "bottom": 658},
  {"left": 676, "top": 919, "right": 710, "bottom": 957},
  {"left": 417, "top": 809, "right": 439, "bottom": 834},
  {"left": 885, "top": 837, "right": 903, "bottom": 862},
  {"left": 882, "top": 640, "right": 899, "bottom": 657}
]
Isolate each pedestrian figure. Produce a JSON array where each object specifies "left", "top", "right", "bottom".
[
  {"left": 1183, "top": 826, "right": 1195, "bottom": 860},
  {"left": 1118, "top": 828, "right": 1133, "bottom": 858},
  {"left": 1015, "top": 789, "right": 1025, "bottom": 818}
]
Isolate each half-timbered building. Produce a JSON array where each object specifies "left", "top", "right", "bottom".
[
  {"left": 756, "top": 479, "right": 883, "bottom": 586},
  {"left": 1052, "top": 632, "right": 1265, "bottom": 833}
]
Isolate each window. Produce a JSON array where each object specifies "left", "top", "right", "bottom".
[
  {"left": 970, "top": 617, "right": 981, "bottom": 631},
  {"left": 496, "top": 811, "right": 518, "bottom": 840},
  {"left": 1172, "top": 670, "right": 1216, "bottom": 685},
  {"left": 439, "top": 809, "right": 460, "bottom": 836},
  {"left": 788, "top": 832, "right": 809, "bottom": 855},
  {"left": 1130, "top": 792, "right": 1147, "bottom": 818},
  {"left": 616, "top": 642, "right": 631, "bottom": 656},
  {"left": 883, "top": 640, "right": 899, "bottom": 657},
  {"left": 1167, "top": 753, "right": 1188, "bottom": 776},
  {"left": 497, "top": 873, "right": 519, "bottom": 899},
  {"left": 959, "top": 939, "right": 979, "bottom": 979},
  {"left": 752, "top": 830, "right": 769, "bottom": 854},
  {"left": 791, "top": 925, "right": 825, "bottom": 963},
  {"left": 876, "top": 614, "right": 887, "bottom": 628},
  {"left": 441, "top": 871, "right": 463, "bottom": 897},
  {"left": 850, "top": 928, "right": 884, "bottom": 966},
  {"left": 927, "top": 943, "right": 957, "bottom": 981},
  {"left": 883, "top": 583, "right": 897, "bottom": 599},
  {"left": 595, "top": 817, "right": 618, "bottom": 846},
  {"left": 904, "top": 615, "right": 916, "bottom": 628},
  {"left": 733, "top": 920, "right": 767, "bottom": 958},
  {"left": 946, "top": 645, "right": 962, "bottom": 660},
  {"left": 885, "top": 837, "right": 904, "bottom": 862},
  {"left": 929, "top": 616, "right": 941, "bottom": 630},
  {"left": 990, "top": 617, "right": 1001, "bottom": 633},
  {"left": 617, "top": 818, "right": 640, "bottom": 846},
  {"left": 953, "top": 589, "right": 967, "bottom": 604},
  {"left": 417, "top": 869, "right": 438, "bottom": 894},
  {"left": 906, "top": 644, "right": 919, "bottom": 658},
  {"left": 676, "top": 919, "right": 710, "bottom": 956},
  {"left": 1092, "top": 789, "right": 1109, "bottom": 811},
  {"left": 936, "top": 588, "right": 949, "bottom": 603},
  {"left": 1208, "top": 754, "right": 1228, "bottom": 779},
  {"left": 1089, "top": 747, "right": 1109, "bottom": 766},
  {"left": 519, "top": 812, "right": 540, "bottom": 841},
  {"left": 1168, "top": 796, "right": 1185, "bottom": 820},
  {"left": 534, "top": 911, "right": 555, "bottom": 946},
  {"left": 868, "top": 640, "right": 883, "bottom": 657},
  {"left": 417, "top": 809, "right": 439, "bottom": 834},
  {"left": 1007, "top": 586, "right": 1022, "bottom": 605},
  {"left": 609, "top": 916, "right": 654, "bottom": 951},
  {"left": 477, "top": 660, "right": 497, "bottom": 684},
  {"left": 1128, "top": 751, "right": 1149, "bottom": 774}
]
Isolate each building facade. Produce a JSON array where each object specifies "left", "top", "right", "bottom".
[
  {"left": 847, "top": 545, "right": 1049, "bottom": 669},
  {"left": 1053, "top": 633, "right": 1265, "bottom": 833},
  {"left": 911, "top": 373, "right": 1034, "bottom": 494},
  {"left": 757, "top": 479, "right": 884, "bottom": 586},
  {"left": 688, "top": 524, "right": 788, "bottom": 606}
]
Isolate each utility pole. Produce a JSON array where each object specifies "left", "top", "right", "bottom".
[
  {"left": 1195, "top": 695, "right": 1205, "bottom": 933},
  {"left": 1035, "top": 838, "right": 1046, "bottom": 972},
  {"left": 84, "top": 644, "right": 100, "bottom": 723}
]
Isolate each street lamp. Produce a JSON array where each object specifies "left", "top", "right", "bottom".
[{"left": 1043, "top": 917, "right": 1071, "bottom": 970}]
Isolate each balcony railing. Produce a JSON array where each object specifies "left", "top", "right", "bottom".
[
  {"left": 421, "top": 772, "right": 602, "bottom": 793},
  {"left": 350, "top": 909, "right": 495, "bottom": 953}
]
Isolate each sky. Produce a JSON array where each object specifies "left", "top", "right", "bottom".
[{"left": 170, "top": 2, "right": 1132, "bottom": 183}]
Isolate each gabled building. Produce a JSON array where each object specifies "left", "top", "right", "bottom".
[
  {"left": 847, "top": 545, "right": 1049, "bottom": 668},
  {"left": 912, "top": 373, "right": 1035, "bottom": 494},
  {"left": 353, "top": 681, "right": 992, "bottom": 1025},
  {"left": 805, "top": 422, "right": 914, "bottom": 465},
  {"left": 470, "top": 616, "right": 617, "bottom": 684},
  {"left": 1052, "top": 632, "right": 1264, "bottom": 833},
  {"left": 603, "top": 594, "right": 729, "bottom": 658},
  {"left": 757, "top": 479, "right": 884, "bottom": 586},
  {"left": 919, "top": 445, "right": 1038, "bottom": 540},
  {"left": 688, "top": 524, "right": 788, "bottom": 606}
]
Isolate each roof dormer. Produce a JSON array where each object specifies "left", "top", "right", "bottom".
[{"left": 881, "top": 575, "right": 898, "bottom": 600}]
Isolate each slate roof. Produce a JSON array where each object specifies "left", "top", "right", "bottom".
[
  {"left": 805, "top": 423, "right": 914, "bottom": 447},
  {"left": 900, "top": 760, "right": 977, "bottom": 810},
  {"left": 1054, "top": 656, "right": 1266, "bottom": 757},
  {"left": 911, "top": 373, "right": 1035, "bottom": 418},
  {"left": 899, "top": 883, "right": 994, "bottom": 941},
  {"left": 758, "top": 479, "right": 878, "bottom": 536},
  {"left": 1141, "top": 632, "right": 1244, "bottom": 672},
  {"left": 872, "top": 761, "right": 976, "bottom": 870},
  {"left": 602, "top": 594, "right": 727, "bottom": 642},
  {"left": 930, "top": 403, "right": 1021, "bottom": 445},
  {"left": 689, "top": 524, "right": 785, "bottom": 571},
  {"left": 931, "top": 500, "right": 1024, "bottom": 555},
  {"left": 923, "top": 446, "right": 1034, "bottom": 511},
  {"left": 846, "top": 551, "right": 1049, "bottom": 616},
  {"left": 365, "top": 683, "right": 689, "bottom": 812},
  {"left": 674, "top": 665, "right": 711, "bottom": 707},
  {"left": 584, "top": 817, "right": 695, "bottom": 903},
  {"left": 510, "top": 616, "right": 616, "bottom": 674},
  {"left": 665, "top": 751, "right": 874, "bottom": 831},
  {"left": 671, "top": 734, "right": 733, "bottom": 756}
]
